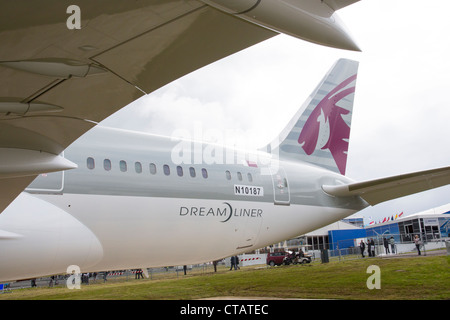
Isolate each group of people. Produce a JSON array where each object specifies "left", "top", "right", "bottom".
[
  {"left": 229, "top": 256, "right": 240, "bottom": 270},
  {"left": 359, "top": 236, "right": 396, "bottom": 258},
  {"left": 134, "top": 269, "right": 144, "bottom": 279},
  {"left": 359, "top": 235, "right": 426, "bottom": 257},
  {"left": 383, "top": 237, "right": 397, "bottom": 255}
]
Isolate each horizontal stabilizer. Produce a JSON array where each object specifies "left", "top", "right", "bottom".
[{"left": 322, "top": 166, "right": 450, "bottom": 206}]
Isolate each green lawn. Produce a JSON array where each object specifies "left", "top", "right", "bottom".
[{"left": 1, "top": 255, "right": 448, "bottom": 300}]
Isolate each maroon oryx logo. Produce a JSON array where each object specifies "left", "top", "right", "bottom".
[{"left": 298, "top": 74, "right": 357, "bottom": 175}]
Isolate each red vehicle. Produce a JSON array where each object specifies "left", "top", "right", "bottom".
[{"left": 266, "top": 251, "right": 287, "bottom": 266}]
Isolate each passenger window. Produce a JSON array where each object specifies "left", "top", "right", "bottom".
[
  {"left": 120, "top": 160, "right": 127, "bottom": 172},
  {"left": 163, "top": 164, "right": 170, "bottom": 176},
  {"left": 225, "top": 170, "right": 231, "bottom": 180},
  {"left": 149, "top": 163, "right": 157, "bottom": 175},
  {"left": 135, "top": 162, "right": 142, "bottom": 173},
  {"left": 237, "top": 172, "right": 242, "bottom": 181},
  {"left": 202, "top": 168, "right": 208, "bottom": 179},
  {"left": 87, "top": 157, "right": 95, "bottom": 170},
  {"left": 247, "top": 173, "right": 253, "bottom": 182},
  {"left": 104, "top": 159, "right": 111, "bottom": 171},
  {"left": 189, "top": 167, "right": 196, "bottom": 178},
  {"left": 177, "top": 165, "right": 183, "bottom": 177}
]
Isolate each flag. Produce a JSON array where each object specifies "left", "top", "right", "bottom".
[{"left": 245, "top": 160, "right": 258, "bottom": 168}]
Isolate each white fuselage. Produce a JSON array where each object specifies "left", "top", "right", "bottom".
[{"left": 0, "top": 126, "right": 366, "bottom": 282}]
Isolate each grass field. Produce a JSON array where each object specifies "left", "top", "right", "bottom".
[{"left": 1, "top": 255, "right": 448, "bottom": 300}]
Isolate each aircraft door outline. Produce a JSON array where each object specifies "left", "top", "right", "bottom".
[
  {"left": 25, "top": 152, "right": 66, "bottom": 194},
  {"left": 270, "top": 166, "right": 290, "bottom": 205}
]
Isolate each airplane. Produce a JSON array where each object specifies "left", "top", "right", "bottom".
[
  {"left": 1, "top": 0, "right": 450, "bottom": 283},
  {"left": 0, "top": 0, "right": 361, "bottom": 216},
  {"left": 0, "top": 0, "right": 366, "bottom": 281},
  {"left": 1, "top": 58, "right": 450, "bottom": 282}
]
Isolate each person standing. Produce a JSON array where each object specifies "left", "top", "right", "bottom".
[
  {"left": 389, "top": 236, "right": 396, "bottom": 254},
  {"left": 383, "top": 237, "right": 390, "bottom": 254},
  {"left": 229, "top": 256, "right": 235, "bottom": 271},
  {"left": 414, "top": 235, "right": 421, "bottom": 255},
  {"left": 370, "top": 238, "right": 375, "bottom": 257},
  {"left": 359, "top": 240, "right": 365, "bottom": 258}
]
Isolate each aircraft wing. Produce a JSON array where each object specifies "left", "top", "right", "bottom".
[
  {"left": 323, "top": 166, "right": 450, "bottom": 206},
  {"left": 0, "top": 0, "right": 359, "bottom": 213}
]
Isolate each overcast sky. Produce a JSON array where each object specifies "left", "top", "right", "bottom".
[{"left": 101, "top": 0, "right": 450, "bottom": 223}]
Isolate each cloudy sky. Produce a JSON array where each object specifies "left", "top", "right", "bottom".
[{"left": 101, "top": 0, "right": 450, "bottom": 223}]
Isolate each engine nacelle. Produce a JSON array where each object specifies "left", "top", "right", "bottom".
[
  {"left": 202, "top": 0, "right": 360, "bottom": 51},
  {"left": 0, "top": 193, "right": 103, "bottom": 282}
]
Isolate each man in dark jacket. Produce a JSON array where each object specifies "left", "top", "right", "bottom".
[
  {"left": 359, "top": 240, "right": 365, "bottom": 258},
  {"left": 229, "top": 256, "right": 235, "bottom": 270}
]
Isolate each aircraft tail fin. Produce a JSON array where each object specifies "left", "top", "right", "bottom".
[{"left": 263, "top": 59, "right": 359, "bottom": 175}]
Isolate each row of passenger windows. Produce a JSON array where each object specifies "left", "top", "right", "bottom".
[
  {"left": 87, "top": 157, "right": 208, "bottom": 178},
  {"left": 86, "top": 157, "right": 254, "bottom": 182},
  {"left": 225, "top": 170, "right": 253, "bottom": 182}
]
